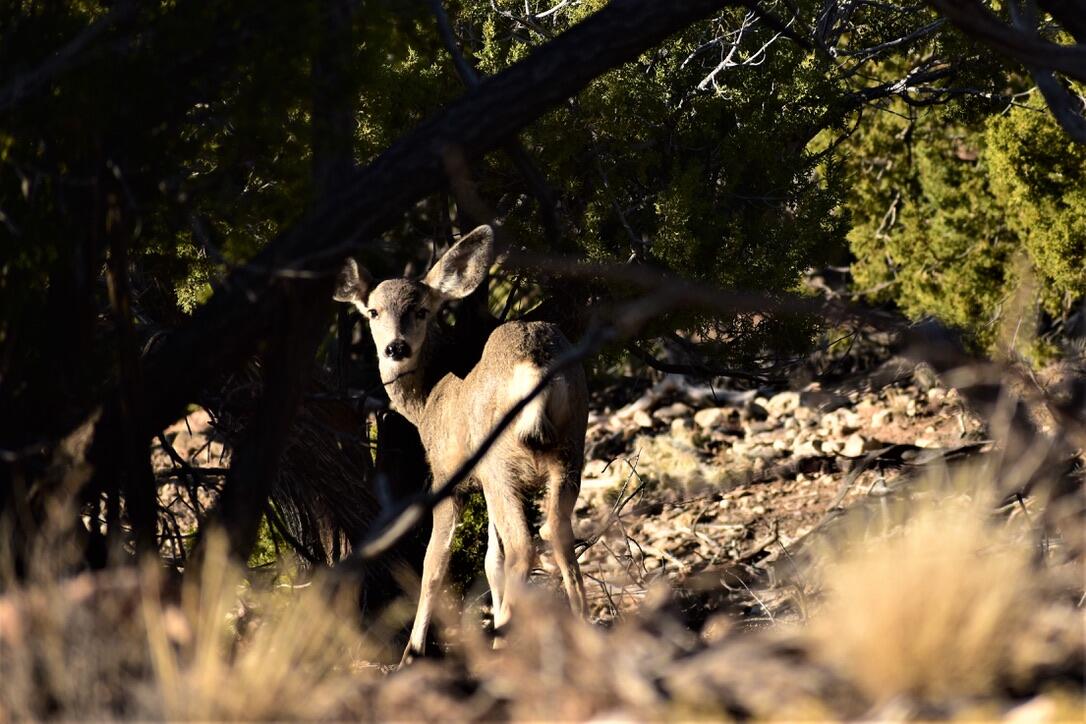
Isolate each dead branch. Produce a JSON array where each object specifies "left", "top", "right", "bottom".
[
  {"left": 74, "top": 0, "right": 740, "bottom": 514},
  {"left": 929, "top": 0, "right": 1086, "bottom": 83}
]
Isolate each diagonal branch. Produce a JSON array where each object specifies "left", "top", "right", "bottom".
[
  {"left": 929, "top": 0, "right": 1086, "bottom": 83},
  {"left": 0, "top": 2, "right": 137, "bottom": 112},
  {"left": 430, "top": 0, "right": 562, "bottom": 246},
  {"left": 75, "top": 0, "right": 738, "bottom": 478}
]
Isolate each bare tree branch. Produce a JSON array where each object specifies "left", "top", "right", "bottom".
[
  {"left": 0, "top": 2, "right": 136, "bottom": 112},
  {"left": 929, "top": 0, "right": 1086, "bottom": 83},
  {"left": 72, "top": 0, "right": 739, "bottom": 480},
  {"left": 430, "top": 0, "right": 562, "bottom": 245}
]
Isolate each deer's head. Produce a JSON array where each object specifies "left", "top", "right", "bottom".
[{"left": 334, "top": 225, "right": 494, "bottom": 382}]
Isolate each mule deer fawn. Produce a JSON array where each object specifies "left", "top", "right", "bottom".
[{"left": 334, "top": 225, "right": 588, "bottom": 664}]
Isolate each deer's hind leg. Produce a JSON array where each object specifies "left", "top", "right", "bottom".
[
  {"left": 542, "top": 460, "right": 586, "bottom": 617},
  {"left": 480, "top": 467, "right": 535, "bottom": 634},
  {"left": 484, "top": 518, "right": 505, "bottom": 618}
]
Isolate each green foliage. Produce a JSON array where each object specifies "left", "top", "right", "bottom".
[
  {"left": 248, "top": 513, "right": 290, "bottom": 569},
  {"left": 986, "top": 104, "right": 1086, "bottom": 313},
  {"left": 847, "top": 109, "right": 1016, "bottom": 349},
  {"left": 7, "top": 0, "right": 1086, "bottom": 575},
  {"left": 452, "top": 1, "right": 869, "bottom": 364},
  {"left": 846, "top": 91, "right": 1085, "bottom": 353},
  {"left": 448, "top": 488, "right": 544, "bottom": 597},
  {"left": 449, "top": 491, "right": 489, "bottom": 595}
]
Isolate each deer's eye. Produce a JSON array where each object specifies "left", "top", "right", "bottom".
[
  {"left": 367, "top": 308, "right": 379, "bottom": 319},
  {"left": 415, "top": 307, "right": 428, "bottom": 320}
]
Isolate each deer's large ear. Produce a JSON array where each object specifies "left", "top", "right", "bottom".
[
  {"left": 333, "top": 258, "right": 374, "bottom": 304},
  {"left": 423, "top": 225, "right": 495, "bottom": 300}
]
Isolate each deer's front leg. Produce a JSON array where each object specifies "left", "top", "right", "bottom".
[{"left": 401, "top": 496, "right": 458, "bottom": 667}]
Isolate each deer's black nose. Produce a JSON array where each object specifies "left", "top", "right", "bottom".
[{"left": 385, "top": 339, "right": 411, "bottom": 361}]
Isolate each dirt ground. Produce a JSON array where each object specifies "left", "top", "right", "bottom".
[
  {"left": 9, "top": 334, "right": 1081, "bottom": 721},
  {"left": 562, "top": 355, "right": 992, "bottom": 625}
]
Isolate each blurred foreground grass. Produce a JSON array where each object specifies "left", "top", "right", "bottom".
[{"left": 1, "top": 463, "right": 1082, "bottom": 721}]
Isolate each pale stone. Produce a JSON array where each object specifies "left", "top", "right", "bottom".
[
  {"left": 839, "top": 409, "right": 862, "bottom": 433},
  {"left": 670, "top": 418, "right": 693, "bottom": 435},
  {"left": 748, "top": 444, "right": 779, "bottom": 461},
  {"left": 694, "top": 407, "right": 728, "bottom": 429},
  {"left": 842, "top": 433, "right": 867, "bottom": 458},
  {"left": 653, "top": 401, "right": 692, "bottom": 422},
  {"left": 766, "top": 391, "right": 800, "bottom": 416},
  {"left": 794, "top": 406, "right": 815, "bottom": 422},
  {"left": 613, "top": 394, "right": 654, "bottom": 420},
  {"left": 871, "top": 409, "right": 893, "bottom": 428},
  {"left": 633, "top": 409, "right": 654, "bottom": 428}
]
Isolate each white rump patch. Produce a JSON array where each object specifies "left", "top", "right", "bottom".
[{"left": 510, "top": 363, "right": 549, "bottom": 443}]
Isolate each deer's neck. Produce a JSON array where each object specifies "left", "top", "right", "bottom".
[{"left": 384, "top": 369, "right": 430, "bottom": 427}]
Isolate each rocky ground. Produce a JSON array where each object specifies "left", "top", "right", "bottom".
[
  {"left": 563, "top": 356, "right": 989, "bottom": 625},
  {"left": 12, "top": 334, "right": 1081, "bottom": 721},
  {"left": 151, "top": 346, "right": 992, "bottom": 619}
]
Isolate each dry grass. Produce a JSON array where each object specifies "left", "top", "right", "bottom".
[
  {"left": 139, "top": 541, "right": 378, "bottom": 720},
  {"left": 631, "top": 429, "right": 729, "bottom": 491},
  {"left": 2, "top": 474, "right": 1082, "bottom": 721},
  {"left": 798, "top": 465, "right": 1084, "bottom": 717},
  {"left": 0, "top": 536, "right": 384, "bottom": 720}
]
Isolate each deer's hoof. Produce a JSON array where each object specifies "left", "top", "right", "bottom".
[
  {"left": 491, "top": 623, "right": 508, "bottom": 650},
  {"left": 398, "top": 645, "right": 421, "bottom": 669}
]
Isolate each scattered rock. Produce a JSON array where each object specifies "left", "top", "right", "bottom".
[
  {"left": 613, "top": 393, "right": 655, "bottom": 420},
  {"left": 871, "top": 409, "right": 893, "bottom": 428},
  {"left": 927, "top": 387, "right": 947, "bottom": 406},
  {"left": 839, "top": 409, "right": 862, "bottom": 432},
  {"left": 799, "top": 389, "right": 850, "bottom": 412},
  {"left": 633, "top": 409, "right": 655, "bottom": 429},
  {"left": 747, "top": 444, "right": 780, "bottom": 462},
  {"left": 670, "top": 418, "right": 693, "bottom": 435},
  {"left": 841, "top": 433, "right": 868, "bottom": 458},
  {"left": 654, "top": 402, "right": 692, "bottom": 422},
  {"left": 822, "top": 409, "right": 861, "bottom": 436},
  {"left": 766, "top": 391, "right": 800, "bottom": 417},
  {"left": 794, "top": 406, "right": 816, "bottom": 423},
  {"left": 694, "top": 407, "right": 731, "bottom": 429}
]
